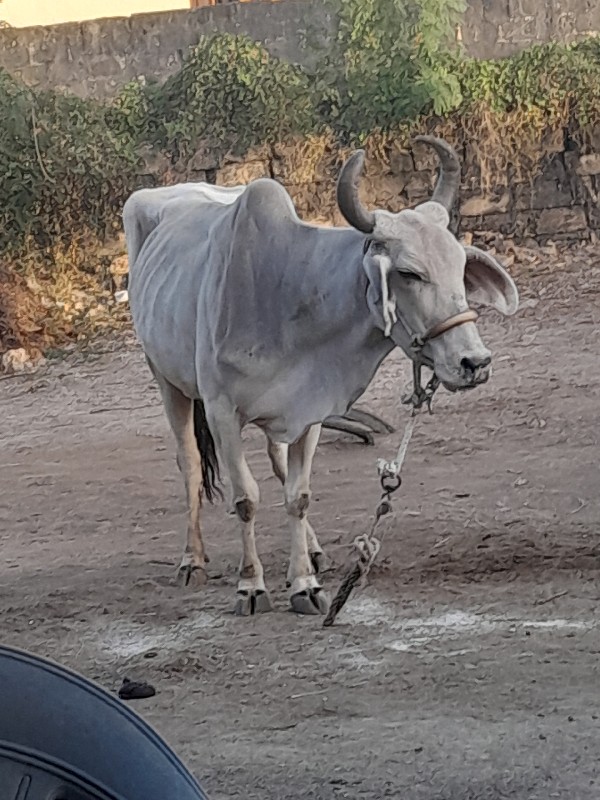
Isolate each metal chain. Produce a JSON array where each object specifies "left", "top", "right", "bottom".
[{"left": 322, "top": 363, "right": 439, "bottom": 628}]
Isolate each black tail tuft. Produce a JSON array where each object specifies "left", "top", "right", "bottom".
[{"left": 193, "top": 400, "right": 223, "bottom": 504}]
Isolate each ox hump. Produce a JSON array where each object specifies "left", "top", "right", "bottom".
[{"left": 239, "top": 178, "right": 297, "bottom": 224}]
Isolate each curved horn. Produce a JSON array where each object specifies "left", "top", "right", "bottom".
[
  {"left": 414, "top": 135, "right": 461, "bottom": 213},
  {"left": 336, "top": 150, "right": 375, "bottom": 234}
]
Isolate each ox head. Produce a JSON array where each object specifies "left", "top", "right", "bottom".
[{"left": 336, "top": 136, "right": 518, "bottom": 392}]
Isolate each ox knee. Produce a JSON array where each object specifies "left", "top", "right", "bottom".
[
  {"left": 235, "top": 498, "right": 255, "bottom": 523},
  {"left": 286, "top": 491, "right": 310, "bottom": 519}
]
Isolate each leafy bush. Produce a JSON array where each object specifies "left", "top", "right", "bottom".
[
  {"left": 107, "top": 78, "right": 164, "bottom": 145},
  {"left": 34, "top": 91, "right": 139, "bottom": 247},
  {"left": 0, "top": 74, "right": 139, "bottom": 254},
  {"left": 0, "top": 72, "right": 39, "bottom": 249},
  {"left": 317, "top": 0, "right": 465, "bottom": 138},
  {"left": 450, "top": 39, "right": 600, "bottom": 186},
  {"left": 459, "top": 39, "right": 600, "bottom": 124},
  {"left": 155, "top": 33, "right": 318, "bottom": 158}
]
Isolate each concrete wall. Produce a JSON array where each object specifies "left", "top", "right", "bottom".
[
  {"left": 462, "top": 0, "right": 599, "bottom": 59},
  {"left": 0, "top": 0, "right": 598, "bottom": 99},
  {"left": 1, "top": 0, "right": 188, "bottom": 30},
  {"left": 0, "top": 1, "right": 332, "bottom": 98}
]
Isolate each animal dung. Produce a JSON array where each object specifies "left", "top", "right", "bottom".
[{"left": 118, "top": 677, "right": 156, "bottom": 700}]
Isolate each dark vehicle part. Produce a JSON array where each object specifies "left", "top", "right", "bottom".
[{"left": 0, "top": 645, "right": 208, "bottom": 800}]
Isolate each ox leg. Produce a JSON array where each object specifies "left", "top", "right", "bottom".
[
  {"left": 266, "top": 438, "right": 288, "bottom": 485},
  {"left": 322, "top": 415, "right": 374, "bottom": 446},
  {"left": 208, "top": 407, "right": 273, "bottom": 616},
  {"left": 149, "top": 363, "right": 208, "bottom": 588},
  {"left": 285, "top": 424, "right": 330, "bottom": 616},
  {"left": 322, "top": 407, "right": 395, "bottom": 444},
  {"left": 343, "top": 408, "right": 395, "bottom": 434},
  {"left": 266, "top": 437, "right": 331, "bottom": 576}
]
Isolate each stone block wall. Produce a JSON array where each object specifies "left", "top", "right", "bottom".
[
  {"left": 161, "top": 134, "right": 600, "bottom": 244},
  {"left": 458, "top": 149, "right": 599, "bottom": 243},
  {"left": 0, "top": 0, "right": 598, "bottom": 99},
  {"left": 0, "top": 1, "right": 333, "bottom": 98},
  {"left": 462, "top": 0, "right": 599, "bottom": 59},
  {"left": 0, "top": 0, "right": 598, "bottom": 242}
]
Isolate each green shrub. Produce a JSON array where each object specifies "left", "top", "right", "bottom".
[
  {"left": 316, "top": 0, "right": 465, "bottom": 138},
  {"left": 0, "top": 74, "right": 139, "bottom": 253},
  {"left": 156, "top": 33, "right": 318, "bottom": 159}
]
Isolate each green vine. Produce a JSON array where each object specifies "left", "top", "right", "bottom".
[
  {"left": 458, "top": 38, "right": 600, "bottom": 125},
  {"left": 114, "top": 35, "right": 319, "bottom": 160},
  {"left": 314, "top": 0, "right": 465, "bottom": 138},
  {"left": 0, "top": 73, "right": 139, "bottom": 254}
]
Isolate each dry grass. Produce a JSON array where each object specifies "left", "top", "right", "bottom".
[{"left": 0, "top": 244, "right": 130, "bottom": 363}]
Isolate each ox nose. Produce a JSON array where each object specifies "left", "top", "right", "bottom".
[{"left": 461, "top": 354, "right": 491, "bottom": 374}]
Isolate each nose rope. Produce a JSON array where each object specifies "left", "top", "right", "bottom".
[
  {"left": 399, "top": 307, "right": 479, "bottom": 413},
  {"left": 322, "top": 306, "right": 482, "bottom": 627},
  {"left": 407, "top": 307, "right": 479, "bottom": 352}
]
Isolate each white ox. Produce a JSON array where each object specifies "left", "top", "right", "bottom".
[{"left": 123, "top": 136, "right": 518, "bottom": 617}]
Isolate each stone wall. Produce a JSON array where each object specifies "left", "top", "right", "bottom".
[
  {"left": 166, "top": 134, "right": 600, "bottom": 244},
  {"left": 0, "top": 1, "right": 332, "bottom": 98},
  {"left": 461, "top": 0, "right": 599, "bottom": 59},
  {"left": 1, "top": 0, "right": 598, "bottom": 243},
  {"left": 0, "top": 0, "right": 598, "bottom": 98},
  {"left": 458, "top": 146, "right": 600, "bottom": 244}
]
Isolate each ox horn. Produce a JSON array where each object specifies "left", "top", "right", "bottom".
[
  {"left": 414, "top": 135, "right": 461, "bottom": 213},
  {"left": 336, "top": 150, "right": 375, "bottom": 234}
]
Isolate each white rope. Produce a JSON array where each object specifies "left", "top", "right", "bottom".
[
  {"left": 323, "top": 410, "right": 421, "bottom": 627},
  {"left": 393, "top": 414, "right": 417, "bottom": 473},
  {"left": 377, "top": 413, "right": 417, "bottom": 481}
]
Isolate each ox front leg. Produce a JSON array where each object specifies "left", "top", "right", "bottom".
[
  {"left": 285, "top": 424, "right": 330, "bottom": 616},
  {"left": 208, "top": 406, "right": 273, "bottom": 616},
  {"left": 266, "top": 436, "right": 331, "bottom": 576}
]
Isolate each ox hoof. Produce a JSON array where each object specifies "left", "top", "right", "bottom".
[
  {"left": 176, "top": 563, "right": 208, "bottom": 589},
  {"left": 234, "top": 589, "right": 274, "bottom": 616},
  {"left": 310, "top": 551, "right": 332, "bottom": 575},
  {"left": 290, "top": 588, "right": 330, "bottom": 616}
]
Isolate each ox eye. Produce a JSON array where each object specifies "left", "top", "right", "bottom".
[{"left": 398, "top": 270, "right": 423, "bottom": 282}]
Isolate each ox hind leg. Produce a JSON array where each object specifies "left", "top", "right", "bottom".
[
  {"left": 266, "top": 437, "right": 331, "bottom": 575},
  {"left": 148, "top": 361, "right": 208, "bottom": 588},
  {"left": 206, "top": 403, "right": 273, "bottom": 616},
  {"left": 284, "top": 424, "right": 330, "bottom": 615}
]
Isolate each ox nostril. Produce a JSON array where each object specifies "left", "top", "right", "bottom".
[{"left": 461, "top": 355, "right": 491, "bottom": 373}]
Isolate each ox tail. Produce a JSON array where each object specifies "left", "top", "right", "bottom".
[{"left": 193, "top": 400, "right": 223, "bottom": 504}]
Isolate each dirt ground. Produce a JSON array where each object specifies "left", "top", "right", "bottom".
[{"left": 1, "top": 248, "right": 599, "bottom": 799}]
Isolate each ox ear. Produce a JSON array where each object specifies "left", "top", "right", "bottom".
[
  {"left": 363, "top": 253, "right": 397, "bottom": 336},
  {"left": 464, "top": 246, "right": 519, "bottom": 316}
]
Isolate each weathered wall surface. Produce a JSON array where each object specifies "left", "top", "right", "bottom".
[
  {"left": 0, "top": 0, "right": 598, "bottom": 98},
  {"left": 0, "top": 1, "right": 332, "bottom": 98},
  {"left": 462, "top": 0, "right": 599, "bottom": 59},
  {"left": 167, "top": 133, "right": 600, "bottom": 244}
]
